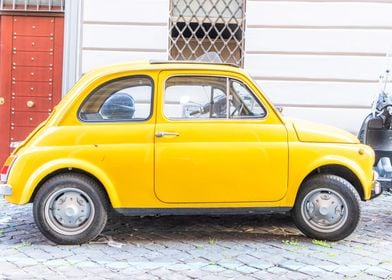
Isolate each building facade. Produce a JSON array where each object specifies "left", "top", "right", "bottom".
[{"left": 1, "top": 0, "right": 392, "bottom": 162}]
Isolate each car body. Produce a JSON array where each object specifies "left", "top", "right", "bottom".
[{"left": 0, "top": 61, "right": 382, "bottom": 244}]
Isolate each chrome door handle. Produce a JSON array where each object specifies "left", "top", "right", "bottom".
[{"left": 155, "top": 131, "right": 180, "bottom": 138}]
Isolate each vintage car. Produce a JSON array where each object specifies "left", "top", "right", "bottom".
[{"left": 0, "top": 61, "right": 382, "bottom": 244}]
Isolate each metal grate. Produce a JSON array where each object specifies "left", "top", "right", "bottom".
[
  {"left": 0, "top": 0, "right": 64, "bottom": 12},
  {"left": 169, "top": 0, "right": 246, "bottom": 67}
]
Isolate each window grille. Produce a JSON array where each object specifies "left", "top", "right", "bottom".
[
  {"left": 169, "top": 0, "right": 246, "bottom": 67},
  {"left": 0, "top": 0, "right": 64, "bottom": 12}
]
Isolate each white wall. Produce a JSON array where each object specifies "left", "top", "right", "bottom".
[
  {"left": 77, "top": 0, "right": 392, "bottom": 134},
  {"left": 245, "top": 0, "right": 392, "bottom": 133},
  {"left": 80, "top": 0, "right": 169, "bottom": 74}
]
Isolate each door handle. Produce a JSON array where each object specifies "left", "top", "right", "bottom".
[
  {"left": 155, "top": 131, "right": 180, "bottom": 138},
  {"left": 0, "top": 97, "right": 4, "bottom": 105}
]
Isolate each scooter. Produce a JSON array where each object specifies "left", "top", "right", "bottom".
[{"left": 358, "top": 68, "right": 392, "bottom": 189}]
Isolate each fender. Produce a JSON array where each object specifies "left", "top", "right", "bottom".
[
  {"left": 19, "top": 158, "right": 121, "bottom": 207},
  {"left": 285, "top": 154, "right": 371, "bottom": 205}
]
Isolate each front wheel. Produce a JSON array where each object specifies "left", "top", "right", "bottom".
[
  {"left": 33, "top": 173, "right": 109, "bottom": 245},
  {"left": 292, "top": 174, "right": 361, "bottom": 241}
]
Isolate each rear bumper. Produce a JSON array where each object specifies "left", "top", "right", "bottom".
[{"left": 0, "top": 184, "right": 12, "bottom": 196}]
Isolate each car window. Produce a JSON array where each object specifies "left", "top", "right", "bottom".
[
  {"left": 79, "top": 76, "right": 153, "bottom": 122},
  {"left": 164, "top": 76, "right": 227, "bottom": 119},
  {"left": 164, "top": 76, "right": 265, "bottom": 120},
  {"left": 230, "top": 80, "right": 266, "bottom": 118}
]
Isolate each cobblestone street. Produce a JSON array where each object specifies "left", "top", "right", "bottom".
[{"left": 0, "top": 193, "right": 392, "bottom": 279}]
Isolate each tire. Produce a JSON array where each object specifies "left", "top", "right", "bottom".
[
  {"left": 33, "top": 173, "right": 109, "bottom": 245},
  {"left": 292, "top": 174, "right": 361, "bottom": 241}
]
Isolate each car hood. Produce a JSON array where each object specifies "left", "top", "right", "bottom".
[{"left": 286, "top": 118, "right": 359, "bottom": 144}]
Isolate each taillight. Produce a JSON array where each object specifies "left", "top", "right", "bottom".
[
  {"left": 1, "top": 156, "right": 16, "bottom": 182},
  {"left": 0, "top": 166, "right": 9, "bottom": 182}
]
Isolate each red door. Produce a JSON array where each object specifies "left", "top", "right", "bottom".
[{"left": 0, "top": 15, "right": 63, "bottom": 165}]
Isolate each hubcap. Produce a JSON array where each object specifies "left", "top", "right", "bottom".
[
  {"left": 44, "top": 188, "right": 95, "bottom": 235},
  {"left": 301, "top": 188, "right": 348, "bottom": 233}
]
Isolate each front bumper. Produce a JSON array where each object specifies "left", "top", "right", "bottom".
[
  {"left": 371, "top": 176, "right": 382, "bottom": 199},
  {"left": 0, "top": 184, "right": 12, "bottom": 196}
]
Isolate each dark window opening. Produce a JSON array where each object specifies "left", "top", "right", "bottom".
[{"left": 169, "top": 0, "right": 246, "bottom": 67}]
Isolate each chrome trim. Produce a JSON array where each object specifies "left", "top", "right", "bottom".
[
  {"left": 300, "top": 188, "right": 349, "bottom": 233},
  {"left": 371, "top": 180, "right": 382, "bottom": 199},
  {"left": 374, "top": 170, "right": 379, "bottom": 181},
  {"left": 371, "top": 171, "right": 383, "bottom": 199},
  {"left": 44, "top": 187, "right": 95, "bottom": 236},
  {"left": 155, "top": 132, "right": 180, "bottom": 137},
  {"left": 0, "top": 174, "right": 7, "bottom": 182},
  {"left": 0, "top": 184, "right": 12, "bottom": 196},
  {"left": 150, "top": 60, "right": 239, "bottom": 68}
]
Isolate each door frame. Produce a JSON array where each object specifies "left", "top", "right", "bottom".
[
  {"left": 0, "top": 16, "right": 13, "bottom": 163},
  {"left": 0, "top": 13, "right": 64, "bottom": 165},
  {"left": 62, "top": 0, "right": 81, "bottom": 94}
]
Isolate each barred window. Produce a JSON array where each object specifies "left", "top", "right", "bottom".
[{"left": 168, "top": 0, "right": 246, "bottom": 67}]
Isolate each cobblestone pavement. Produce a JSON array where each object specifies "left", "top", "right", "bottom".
[{"left": 1, "top": 193, "right": 392, "bottom": 280}]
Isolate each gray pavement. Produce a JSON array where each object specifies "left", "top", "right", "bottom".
[{"left": 1, "top": 193, "right": 392, "bottom": 279}]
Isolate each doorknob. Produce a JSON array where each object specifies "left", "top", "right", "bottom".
[
  {"left": 0, "top": 97, "right": 4, "bottom": 105},
  {"left": 26, "top": 100, "right": 35, "bottom": 108},
  {"left": 155, "top": 132, "right": 180, "bottom": 137}
]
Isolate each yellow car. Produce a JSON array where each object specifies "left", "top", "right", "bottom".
[{"left": 0, "top": 61, "right": 382, "bottom": 244}]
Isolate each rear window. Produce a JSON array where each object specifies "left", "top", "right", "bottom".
[{"left": 78, "top": 76, "right": 153, "bottom": 122}]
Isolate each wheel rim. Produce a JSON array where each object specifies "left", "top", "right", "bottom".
[
  {"left": 44, "top": 187, "right": 95, "bottom": 236},
  {"left": 300, "top": 188, "right": 348, "bottom": 233}
]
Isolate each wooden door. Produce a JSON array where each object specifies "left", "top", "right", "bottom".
[{"left": 0, "top": 15, "right": 63, "bottom": 165}]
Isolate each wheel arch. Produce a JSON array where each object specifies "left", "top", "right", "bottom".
[
  {"left": 29, "top": 168, "right": 111, "bottom": 207},
  {"left": 20, "top": 158, "right": 121, "bottom": 207},
  {"left": 291, "top": 173, "right": 362, "bottom": 241},
  {"left": 300, "top": 164, "right": 365, "bottom": 201}
]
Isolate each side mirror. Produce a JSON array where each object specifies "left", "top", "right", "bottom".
[{"left": 276, "top": 106, "right": 284, "bottom": 113}]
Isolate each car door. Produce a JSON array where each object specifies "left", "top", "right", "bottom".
[
  {"left": 76, "top": 74, "right": 156, "bottom": 207},
  {"left": 155, "top": 71, "right": 288, "bottom": 203}
]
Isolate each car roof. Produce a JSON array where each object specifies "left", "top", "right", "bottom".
[
  {"left": 149, "top": 60, "right": 240, "bottom": 68},
  {"left": 84, "top": 60, "right": 245, "bottom": 78}
]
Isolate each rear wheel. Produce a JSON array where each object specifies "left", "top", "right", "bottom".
[
  {"left": 33, "top": 173, "right": 108, "bottom": 245},
  {"left": 292, "top": 174, "right": 361, "bottom": 241}
]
